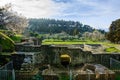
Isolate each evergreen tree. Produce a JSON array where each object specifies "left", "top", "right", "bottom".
[
  {"left": 28, "top": 18, "right": 105, "bottom": 35},
  {"left": 106, "top": 19, "right": 120, "bottom": 43}
]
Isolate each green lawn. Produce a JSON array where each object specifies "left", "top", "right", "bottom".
[
  {"left": 42, "top": 40, "right": 104, "bottom": 45},
  {"left": 42, "top": 39, "right": 120, "bottom": 46},
  {"left": 105, "top": 47, "right": 120, "bottom": 52},
  {"left": 42, "top": 39, "right": 120, "bottom": 53}
]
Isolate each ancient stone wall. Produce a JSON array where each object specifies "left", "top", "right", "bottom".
[
  {"left": 15, "top": 44, "right": 41, "bottom": 52},
  {"left": 14, "top": 44, "right": 120, "bottom": 67},
  {"left": 93, "top": 53, "right": 120, "bottom": 68},
  {"left": 40, "top": 45, "right": 95, "bottom": 65}
]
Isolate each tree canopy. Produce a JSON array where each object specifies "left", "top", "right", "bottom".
[
  {"left": 82, "top": 30, "right": 105, "bottom": 41},
  {"left": 28, "top": 18, "right": 105, "bottom": 35},
  {"left": 0, "top": 4, "right": 28, "bottom": 52},
  {"left": 106, "top": 19, "right": 120, "bottom": 43},
  {"left": 0, "top": 4, "right": 28, "bottom": 34}
]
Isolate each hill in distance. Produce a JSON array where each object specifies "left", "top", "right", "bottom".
[{"left": 28, "top": 18, "right": 106, "bottom": 35}]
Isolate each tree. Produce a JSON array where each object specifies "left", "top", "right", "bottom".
[
  {"left": 82, "top": 30, "right": 105, "bottom": 41},
  {"left": 82, "top": 32, "right": 91, "bottom": 40},
  {"left": 73, "top": 28, "right": 79, "bottom": 36},
  {"left": 0, "top": 4, "right": 28, "bottom": 34},
  {"left": 28, "top": 18, "right": 105, "bottom": 35},
  {"left": 106, "top": 19, "right": 120, "bottom": 43},
  {"left": 92, "top": 30, "right": 105, "bottom": 41}
]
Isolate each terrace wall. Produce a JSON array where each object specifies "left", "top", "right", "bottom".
[{"left": 14, "top": 44, "right": 120, "bottom": 68}]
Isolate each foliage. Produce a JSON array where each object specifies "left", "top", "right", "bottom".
[
  {"left": 0, "top": 30, "right": 22, "bottom": 42},
  {"left": 29, "top": 31, "right": 39, "bottom": 37},
  {"left": 115, "top": 73, "right": 120, "bottom": 80},
  {"left": 59, "top": 73, "right": 69, "bottom": 80},
  {"left": 106, "top": 19, "right": 120, "bottom": 43},
  {"left": 10, "top": 34, "right": 23, "bottom": 42},
  {"left": 0, "top": 30, "right": 15, "bottom": 37},
  {"left": 27, "top": 30, "right": 105, "bottom": 45},
  {"left": 82, "top": 30, "right": 105, "bottom": 41},
  {"left": 28, "top": 18, "right": 106, "bottom": 35},
  {"left": 104, "top": 47, "right": 120, "bottom": 52},
  {"left": 44, "top": 32, "right": 79, "bottom": 40},
  {"left": 0, "top": 57, "right": 10, "bottom": 66},
  {"left": 0, "top": 32, "right": 14, "bottom": 52},
  {"left": 32, "top": 74, "right": 43, "bottom": 80},
  {"left": 0, "top": 4, "right": 28, "bottom": 34}
]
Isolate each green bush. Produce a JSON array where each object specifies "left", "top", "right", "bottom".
[{"left": 10, "top": 35, "right": 23, "bottom": 42}]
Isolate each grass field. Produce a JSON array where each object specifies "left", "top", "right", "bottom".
[
  {"left": 42, "top": 39, "right": 120, "bottom": 47},
  {"left": 42, "top": 39, "right": 120, "bottom": 52},
  {"left": 42, "top": 40, "right": 104, "bottom": 44},
  {"left": 42, "top": 39, "right": 118, "bottom": 45}
]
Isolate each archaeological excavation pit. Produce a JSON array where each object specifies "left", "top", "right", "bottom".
[{"left": 11, "top": 44, "right": 118, "bottom": 80}]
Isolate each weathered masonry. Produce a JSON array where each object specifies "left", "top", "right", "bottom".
[{"left": 14, "top": 44, "right": 120, "bottom": 68}]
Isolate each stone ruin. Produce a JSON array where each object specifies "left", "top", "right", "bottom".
[
  {"left": 40, "top": 63, "right": 115, "bottom": 80},
  {"left": 74, "top": 64, "right": 115, "bottom": 80},
  {"left": 83, "top": 44, "right": 104, "bottom": 53},
  {"left": 11, "top": 38, "right": 119, "bottom": 80}
]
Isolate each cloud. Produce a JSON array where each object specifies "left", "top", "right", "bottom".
[
  {"left": 53, "top": 0, "right": 72, "bottom": 3},
  {"left": 58, "top": 0, "right": 113, "bottom": 17},
  {"left": 1, "top": 0, "right": 118, "bottom": 18},
  {"left": 0, "top": 0, "right": 12, "bottom": 6},
  {"left": 0, "top": 0, "right": 120, "bottom": 30},
  {"left": 0, "top": 0, "right": 65, "bottom": 18},
  {"left": 51, "top": 0, "right": 120, "bottom": 30},
  {"left": 12, "top": 0, "right": 62, "bottom": 18}
]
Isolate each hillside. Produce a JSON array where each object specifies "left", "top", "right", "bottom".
[{"left": 28, "top": 18, "right": 105, "bottom": 35}]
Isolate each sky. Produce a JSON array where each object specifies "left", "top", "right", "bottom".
[{"left": 0, "top": 0, "right": 120, "bottom": 31}]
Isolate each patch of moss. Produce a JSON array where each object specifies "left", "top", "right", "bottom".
[
  {"left": 115, "top": 73, "right": 120, "bottom": 80},
  {"left": 60, "top": 73, "right": 69, "bottom": 80},
  {"left": 0, "top": 32, "right": 15, "bottom": 52}
]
